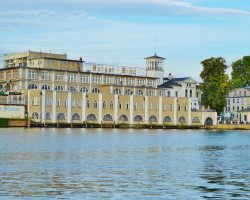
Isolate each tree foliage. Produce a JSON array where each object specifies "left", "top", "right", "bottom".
[
  {"left": 200, "top": 57, "right": 231, "bottom": 114},
  {"left": 231, "top": 56, "right": 250, "bottom": 89}
]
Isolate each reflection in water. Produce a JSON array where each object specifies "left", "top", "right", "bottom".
[{"left": 0, "top": 129, "right": 250, "bottom": 199}]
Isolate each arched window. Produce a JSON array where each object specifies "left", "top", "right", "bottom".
[
  {"left": 190, "top": 90, "right": 192, "bottom": 98},
  {"left": 185, "top": 89, "right": 188, "bottom": 97},
  {"left": 94, "top": 100, "right": 98, "bottom": 108},
  {"left": 136, "top": 90, "right": 143, "bottom": 96},
  {"left": 134, "top": 115, "right": 143, "bottom": 122},
  {"left": 57, "top": 113, "right": 65, "bottom": 120},
  {"left": 87, "top": 100, "right": 90, "bottom": 108},
  {"left": 103, "top": 114, "right": 113, "bottom": 121},
  {"left": 110, "top": 101, "right": 113, "bottom": 109},
  {"left": 113, "top": 88, "right": 122, "bottom": 95},
  {"left": 68, "top": 86, "right": 76, "bottom": 92},
  {"left": 178, "top": 116, "right": 186, "bottom": 123},
  {"left": 80, "top": 87, "right": 88, "bottom": 93},
  {"left": 42, "top": 85, "right": 51, "bottom": 90},
  {"left": 167, "top": 91, "right": 171, "bottom": 97},
  {"left": 164, "top": 116, "right": 172, "bottom": 122},
  {"left": 92, "top": 88, "right": 101, "bottom": 93},
  {"left": 32, "top": 112, "right": 39, "bottom": 119},
  {"left": 45, "top": 112, "right": 51, "bottom": 120},
  {"left": 119, "top": 115, "right": 128, "bottom": 122},
  {"left": 55, "top": 85, "right": 63, "bottom": 91},
  {"left": 28, "top": 84, "right": 38, "bottom": 90},
  {"left": 192, "top": 117, "right": 200, "bottom": 123},
  {"left": 119, "top": 102, "right": 122, "bottom": 109},
  {"left": 87, "top": 114, "right": 97, "bottom": 121},
  {"left": 149, "top": 115, "right": 157, "bottom": 123},
  {"left": 101, "top": 101, "right": 106, "bottom": 109},
  {"left": 72, "top": 113, "right": 81, "bottom": 120},
  {"left": 126, "top": 102, "right": 129, "bottom": 110},
  {"left": 125, "top": 89, "right": 133, "bottom": 95}
]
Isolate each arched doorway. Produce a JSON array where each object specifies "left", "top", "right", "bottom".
[{"left": 205, "top": 117, "right": 213, "bottom": 126}]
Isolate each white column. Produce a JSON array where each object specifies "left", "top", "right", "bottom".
[
  {"left": 130, "top": 95, "right": 134, "bottom": 125},
  {"left": 27, "top": 90, "right": 30, "bottom": 117},
  {"left": 159, "top": 96, "right": 162, "bottom": 125},
  {"left": 201, "top": 112, "right": 205, "bottom": 125},
  {"left": 98, "top": 93, "right": 102, "bottom": 124},
  {"left": 52, "top": 91, "right": 57, "bottom": 123},
  {"left": 145, "top": 96, "right": 148, "bottom": 124},
  {"left": 114, "top": 95, "right": 118, "bottom": 124},
  {"left": 188, "top": 98, "right": 192, "bottom": 126},
  {"left": 174, "top": 97, "right": 177, "bottom": 125},
  {"left": 82, "top": 93, "right": 86, "bottom": 121},
  {"left": 41, "top": 90, "right": 46, "bottom": 123},
  {"left": 67, "top": 92, "right": 72, "bottom": 123}
]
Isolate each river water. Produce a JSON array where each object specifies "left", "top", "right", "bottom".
[{"left": 0, "top": 128, "right": 250, "bottom": 199}]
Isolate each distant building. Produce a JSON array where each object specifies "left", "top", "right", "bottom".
[
  {"left": 0, "top": 50, "right": 216, "bottom": 127},
  {"left": 225, "top": 87, "right": 250, "bottom": 123}
]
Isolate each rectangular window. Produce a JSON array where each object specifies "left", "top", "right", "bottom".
[{"left": 56, "top": 99, "right": 60, "bottom": 107}]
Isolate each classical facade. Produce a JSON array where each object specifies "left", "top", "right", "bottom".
[{"left": 0, "top": 51, "right": 217, "bottom": 127}]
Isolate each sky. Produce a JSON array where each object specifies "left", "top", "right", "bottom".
[{"left": 0, "top": 0, "right": 250, "bottom": 80}]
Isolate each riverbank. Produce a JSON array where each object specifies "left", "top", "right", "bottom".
[{"left": 1, "top": 118, "right": 250, "bottom": 130}]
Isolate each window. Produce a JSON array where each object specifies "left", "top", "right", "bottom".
[
  {"left": 119, "top": 102, "right": 122, "bottom": 109},
  {"left": 71, "top": 99, "right": 75, "bottom": 108},
  {"left": 28, "top": 70, "right": 37, "bottom": 79},
  {"left": 41, "top": 71, "right": 50, "bottom": 80},
  {"left": 80, "top": 87, "right": 88, "bottom": 93},
  {"left": 56, "top": 99, "right": 60, "bottom": 107},
  {"left": 45, "top": 112, "right": 51, "bottom": 120},
  {"left": 175, "top": 91, "right": 178, "bottom": 97},
  {"left": 113, "top": 88, "right": 122, "bottom": 95},
  {"left": 94, "top": 100, "right": 98, "bottom": 108},
  {"left": 170, "top": 104, "right": 173, "bottom": 111},
  {"left": 103, "top": 101, "right": 106, "bottom": 109},
  {"left": 178, "top": 104, "right": 181, "bottom": 111},
  {"left": 87, "top": 100, "right": 90, "bottom": 108},
  {"left": 167, "top": 91, "right": 171, "bottom": 97},
  {"left": 80, "top": 75, "right": 89, "bottom": 83},
  {"left": 192, "top": 117, "right": 200, "bottom": 123},
  {"left": 55, "top": 85, "right": 63, "bottom": 91},
  {"left": 32, "top": 97, "right": 39, "bottom": 106},
  {"left": 78, "top": 100, "right": 82, "bottom": 108},
  {"left": 185, "top": 89, "right": 188, "bottom": 97},
  {"left": 140, "top": 102, "right": 144, "bottom": 110},
  {"left": 55, "top": 73, "right": 65, "bottom": 81},
  {"left": 68, "top": 87, "right": 76, "bottom": 92},
  {"left": 134, "top": 102, "right": 137, "bottom": 110},
  {"left": 72, "top": 113, "right": 81, "bottom": 121},
  {"left": 125, "top": 89, "right": 133, "bottom": 95},
  {"left": 110, "top": 101, "right": 113, "bottom": 109},
  {"left": 42, "top": 85, "right": 51, "bottom": 90},
  {"left": 46, "top": 98, "right": 52, "bottom": 106},
  {"left": 92, "top": 88, "right": 101, "bottom": 93},
  {"left": 136, "top": 90, "right": 143, "bottom": 96},
  {"left": 28, "top": 84, "right": 38, "bottom": 90},
  {"left": 126, "top": 102, "right": 129, "bottom": 110},
  {"left": 163, "top": 103, "right": 167, "bottom": 110},
  {"left": 63, "top": 100, "right": 67, "bottom": 107},
  {"left": 67, "top": 73, "right": 77, "bottom": 82},
  {"left": 32, "top": 112, "right": 39, "bottom": 119},
  {"left": 190, "top": 90, "right": 192, "bottom": 98},
  {"left": 57, "top": 113, "right": 65, "bottom": 120}
]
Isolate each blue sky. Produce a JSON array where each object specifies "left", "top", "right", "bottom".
[{"left": 0, "top": 0, "right": 250, "bottom": 80}]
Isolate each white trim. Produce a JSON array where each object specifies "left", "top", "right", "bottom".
[
  {"left": 82, "top": 93, "right": 86, "bottom": 121},
  {"left": 41, "top": 90, "right": 46, "bottom": 123},
  {"left": 114, "top": 94, "right": 118, "bottom": 124},
  {"left": 98, "top": 93, "right": 102, "bottom": 124},
  {"left": 145, "top": 96, "right": 148, "bottom": 124},
  {"left": 188, "top": 98, "right": 192, "bottom": 126},
  {"left": 52, "top": 91, "right": 57, "bottom": 123},
  {"left": 174, "top": 97, "right": 177, "bottom": 125},
  {"left": 159, "top": 96, "right": 162, "bottom": 125},
  {"left": 130, "top": 95, "right": 133, "bottom": 125},
  {"left": 67, "top": 92, "right": 72, "bottom": 123}
]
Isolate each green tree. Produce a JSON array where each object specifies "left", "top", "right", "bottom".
[
  {"left": 231, "top": 56, "right": 250, "bottom": 89},
  {"left": 200, "top": 57, "right": 231, "bottom": 114}
]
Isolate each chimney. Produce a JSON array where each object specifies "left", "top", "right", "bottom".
[
  {"left": 168, "top": 73, "right": 173, "bottom": 80},
  {"left": 79, "top": 57, "right": 83, "bottom": 61}
]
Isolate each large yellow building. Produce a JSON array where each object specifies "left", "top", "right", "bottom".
[{"left": 0, "top": 51, "right": 217, "bottom": 127}]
